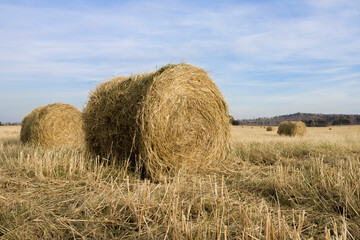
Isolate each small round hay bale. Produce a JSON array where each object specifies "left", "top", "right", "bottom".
[
  {"left": 266, "top": 126, "right": 273, "bottom": 131},
  {"left": 83, "top": 63, "right": 230, "bottom": 180},
  {"left": 20, "top": 103, "right": 84, "bottom": 148},
  {"left": 277, "top": 121, "right": 306, "bottom": 137},
  {"left": 329, "top": 128, "right": 332, "bottom": 130}
]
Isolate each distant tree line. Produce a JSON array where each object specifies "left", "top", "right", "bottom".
[
  {"left": 332, "top": 119, "right": 351, "bottom": 126},
  {"left": 229, "top": 116, "right": 241, "bottom": 126},
  {"left": 231, "top": 113, "right": 360, "bottom": 126},
  {"left": 0, "top": 121, "right": 21, "bottom": 126}
]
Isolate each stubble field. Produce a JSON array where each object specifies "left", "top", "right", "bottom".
[{"left": 0, "top": 125, "right": 360, "bottom": 239}]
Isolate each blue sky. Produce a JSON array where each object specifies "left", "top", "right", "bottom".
[{"left": 1, "top": 0, "right": 360, "bottom": 122}]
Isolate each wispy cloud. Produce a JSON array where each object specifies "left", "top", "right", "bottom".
[{"left": 0, "top": 0, "right": 359, "bottom": 121}]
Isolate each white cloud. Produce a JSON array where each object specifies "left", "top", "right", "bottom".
[
  {"left": 306, "top": 0, "right": 358, "bottom": 9},
  {"left": 0, "top": 0, "right": 360, "bottom": 121}
]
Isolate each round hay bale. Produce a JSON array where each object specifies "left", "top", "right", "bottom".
[
  {"left": 20, "top": 103, "right": 84, "bottom": 148},
  {"left": 83, "top": 63, "right": 230, "bottom": 180},
  {"left": 277, "top": 121, "right": 306, "bottom": 137},
  {"left": 266, "top": 126, "right": 273, "bottom": 131}
]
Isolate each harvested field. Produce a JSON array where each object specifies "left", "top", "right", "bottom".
[{"left": 1, "top": 125, "right": 360, "bottom": 239}]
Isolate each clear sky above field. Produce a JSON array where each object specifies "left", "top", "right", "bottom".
[{"left": 1, "top": 0, "right": 360, "bottom": 122}]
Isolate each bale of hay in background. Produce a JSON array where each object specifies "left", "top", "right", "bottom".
[
  {"left": 83, "top": 63, "right": 230, "bottom": 180},
  {"left": 266, "top": 126, "right": 273, "bottom": 131},
  {"left": 20, "top": 103, "right": 84, "bottom": 148},
  {"left": 277, "top": 121, "right": 306, "bottom": 137}
]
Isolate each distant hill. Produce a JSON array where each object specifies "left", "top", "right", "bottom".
[{"left": 232, "top": 112, "right": 360, "bottom": 127}]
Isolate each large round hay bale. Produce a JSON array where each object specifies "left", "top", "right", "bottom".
[
  {"left": 20, "top": 103, "right": 84, "bottom": 148},
  {"left": 266, "top": 126, "right": 273, "bottom": 131},
  {"left": 83, "top": 63, "right": 230, "bottom": 180},
  {"left": 277, "top": 121, "right": 306, "bottom": 137}
]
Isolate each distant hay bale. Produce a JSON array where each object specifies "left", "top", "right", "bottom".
[
  {"left": 266, "top": 126, "right": 273, "bottom": 131},
  {"left": 20, "top": 103, "right": 84, "bottom": 148},
  {"left": 329, "top": 128, "right": 332, "bottom": 130},
  {"left": 277, "top": 121, "right": 306, "bottom": 137},
  {"left": 83, "top": 63, "right": 230, "bottom": 180}
]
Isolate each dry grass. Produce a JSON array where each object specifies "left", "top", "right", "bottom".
[
  {"left": 1, "top": 125, "right": 360, "bottom": 239},
  {"left": 83, "top": 63, "right": 230, "bottom": 181},
  {"left": 20, "top": 103, "right": 84, "bottom": 148}
]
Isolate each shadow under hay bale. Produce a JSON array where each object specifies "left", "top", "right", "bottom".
[
  {"left": 266, "top": 126, "right": 273, "bottom": 131},
  {"left": 83, "top": 63, "right": 230, "bottom": 180},
  {"left": 277, "top": 121, "right": 306, "bottom": 137},
  {"left": 20, "top": 103, "right": 84, "bottom": 148}
]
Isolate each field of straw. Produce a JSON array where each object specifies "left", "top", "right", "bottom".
[{"left": 1, "top": 125, "right": 360, "bottom": 239}]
